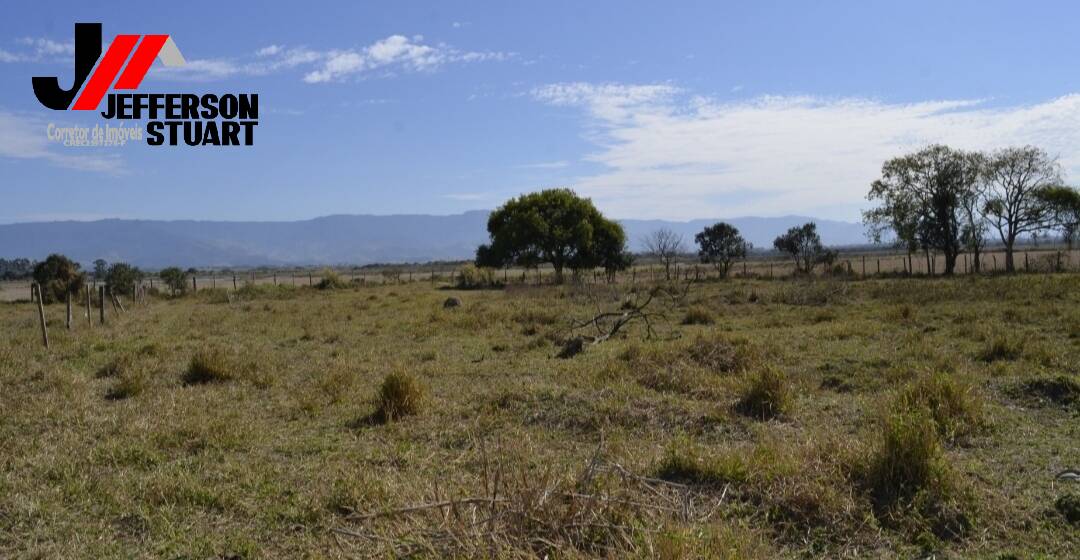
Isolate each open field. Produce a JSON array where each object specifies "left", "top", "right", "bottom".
[{"left": 1, "top": 274, "right": 1078, "bottom": 558}]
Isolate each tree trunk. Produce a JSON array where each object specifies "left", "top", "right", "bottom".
[
  {"left": 1004, "top": 237, "right": 1016, "bottom": 273},
  {"left": 944, "top": 251, "right": 957, "bottom": 275},
  {"left": 972, "top": 249, "right": 981, "bottom": 273}
]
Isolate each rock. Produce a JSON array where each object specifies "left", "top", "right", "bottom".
[{"left": 443, "top": 297, "right": 461, "bottom": 309}]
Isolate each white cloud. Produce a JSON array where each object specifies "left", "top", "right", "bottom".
[
  {"left": 516, "top": 160, "right": 570, "bottom": 169},
  {"left": 0, "top": 37, "right": 75, "bottom": 63},
  {"left": 0, "top": 111, "right": 125, "bottom": 174},
  {"left": 148, "top": 36, "right": 509, "bottom": 83},
  {"left": 532, "top": 83, "right": 1080, "bottom": 220}
]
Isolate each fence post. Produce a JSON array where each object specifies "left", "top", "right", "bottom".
[
  {"left": 66, "top": 291, "right": 72, "bottom": 330},
  {"left": 1024, "top": 252, "right": 1029, "bottom": 272},
  {"left": 992, "top": 255, "right": 997, "bottom": 271},
  {"left": 99, "top": 286, "right": 106, "bottom": 324},
  {"left": 861, "top": 255, "right": 866, "bottom": 278},
  {"left": 876, "top": 259, "right": 880, "bottom": 275},
  {"left": 34, "top": 284, "right": 49, "bottom": 349},
  {"left": 192, "top": 276, "right": 197, "bottom": 293},
  {"left": 86, "top": 285, "right": 92, "bottom": 328}
]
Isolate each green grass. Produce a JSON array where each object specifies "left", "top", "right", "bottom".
[{"left": 0, "top": 273, "right": 1078, "bottom": 557}]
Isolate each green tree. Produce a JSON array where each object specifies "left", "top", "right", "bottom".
[
  {"left": 32, "top": 254, "right": 85, "bottom": 304},
  {"left": 105, "top": 262, "right": 143, "bottom": 295},
  {"left": 864, "top": 145, "right": 982, "bottom": 275},
  {"left": 773, "top": 222, "right": 833, "bottom": 274},
  {"left": 159, "top": 267, "right": 188, "bottom": 296},
  {"left": 695, "top": 222, "right": 751, "bottom": 278},
  {"left": 983, "top": 146, "right": 1061, "bottom": 272},
  {"left": 1039, "top": 185, "right": 1080, "bottom": 249},
  {"left": 92, "top": 259, "right": 108, "bottom": 280},
  {"left": 476, "top": 188, "right": 626, "bottom": 283}
]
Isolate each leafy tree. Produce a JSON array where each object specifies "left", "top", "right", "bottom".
[
  {"left": 773, "top": 222, "right": 834, "bottom": 274},
  {"left": 864, "top": 145, "right": 981, "bottom": 275},
  {"left": 641, "top": 228, "right": 684, "bottom": 281},
  {"left": 983, "top": 146, "right": 1061, "bottom": 272},
  {"left": 695, "top": 222, "right": 751, "bottom": 278},
  {"left": 92, "top": 259, "right": 108, "bottom": 280},
  {"left": 32, "top": 254, "right": 85, "bottom": 303},
  {"left": 105, "top": 262, "right": 143, "bottom": 295},
  {"left": 159, "top": 266, "right": 188, "bottom": 295},
  {"left": 476, "top": 188, "right": 626, "bottom": 284},
  {"left": 1039, "top": 185, "right": 1080, "bottom": 249}
]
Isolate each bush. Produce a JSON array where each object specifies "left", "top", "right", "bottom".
[
  {"left": 455, "top": 264, "right": 499, "bottom": 289},
  {"left": 97, "top": 354, "right": 133, "bottom": 379},
  {"left": 681, "top": 306, "right": 714, "bottom": 325},
  {"left": 184, "top": 349, "right": 234, "bottom": 384},
  {"left": 735, "top": 368, "right": 792, "bottom": 420},
  {"left": 32, "top": 254, "right": 85, "bottom": 304},
  {"left": 895, "top": 373, "right": 985, "bottom": 442},
  {"left": 373, "top": 372, "right": 425, "bottom": 422},
  {"left": 316, "top": 269, "right": 349, "bottom": 290},
  {"left": 105, "top": 262, "right": 143, "bottom": 295}
]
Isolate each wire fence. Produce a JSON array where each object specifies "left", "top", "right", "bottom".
[{"left": 3, "top": 246, "right": 1078, "bottom": 302}]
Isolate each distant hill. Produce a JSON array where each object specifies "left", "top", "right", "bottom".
[{"left": 0, "top": 212, "right": 869, "bottom": 268}]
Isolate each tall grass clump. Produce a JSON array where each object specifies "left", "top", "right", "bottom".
[
  {"left": 184, "top": 349, "right": 235, "bottom": 384},
  {"left": 895, "top": 373, "right": 985, "bottom": 442},
  {"left": 654, "top": 437, "right": 748, "bottom": 485},
  {"left": 316, "top": 268, "right": 349, "bottom": 290},
  {"left": 735, "top": 367, "right": 793, "bottom": 420},
  {"left": 681, "top": 305, "right": 714, "bottom": 325},
  {"left": 859, "top": 410, "right": 972, "bottom": 539},
  {"left": 455, "top": 264, "right": 500, "bottom": 289},
  {"left": 106, "top": 369, "right": 148, "bottom": 400},
  {"left": 373, "top": 372, "right": 425, "bottom": 423},
  {"left": 976, "top": 332, "right": 1022, "bottom": 362}
]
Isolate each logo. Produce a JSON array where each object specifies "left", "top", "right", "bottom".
[
  {"left": 34, "top": 23, "right": 258, "bottom": 147},
  {"left": 33, "top": 23, "right": 186, "bottom": 111}
]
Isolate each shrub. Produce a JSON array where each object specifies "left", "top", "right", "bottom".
[
  {"left": 32, "top": 254, "right": 85, "bottom": 304},
  {"left": 455, "top": 264, "right": 499, "bottom": 289},
  {"left": 681, "top": 306, "right": 714, "bottom": 325},
  {"left": 895, "top": 373, "right": 985, "bottom": 442},
  {"left": 373, "top": 372, "right": 425, "bottom": 422},
  {"left": 184, "top": 349, "right": 234, "bottom": 384},
  {"left": 316, "top": 269, "right": 349, "bottom": 290},
  {"left": 735, "top": 367, "right": 792, "bottom": 420}
]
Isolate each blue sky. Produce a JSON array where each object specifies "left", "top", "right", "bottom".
[{"left": 2, "top": 0, "right": 1080, "bottom": 223}]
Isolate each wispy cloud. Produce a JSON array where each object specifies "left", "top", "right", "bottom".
[
  {"left": 0, "top": 111, "right": 125, "bottom": 175},
  {"left": 532, "top": 83, "right": 1080, "bottom": 220},
  {"left": 516, "top": 160, "right": 570, "bottom": 169},
  {"left": 150, "top": 35, "right": 512, "bottom": 83},
  {"left": 0, "top": 36, "right": 75, "bottom": 63}
]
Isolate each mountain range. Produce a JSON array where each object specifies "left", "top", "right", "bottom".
[{"left": 0, "top": 212, "right": 870, "bottom": 268}]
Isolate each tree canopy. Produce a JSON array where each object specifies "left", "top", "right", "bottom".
[
  {"left": 476, "top": 188, "right": 627, "bottom": 283},
  {"left": 695, "top": 222, "right": 750, "bottom": 277},
  {"left": 32, "top": 254, "right": 85, "bottom": 304},
  {"left": 773, "top": 222, "right": 833, "bottom": 274}
]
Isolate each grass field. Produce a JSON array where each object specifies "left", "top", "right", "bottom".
[{"left": 1, "top": 274, "right": 1078, "bottom": 558}]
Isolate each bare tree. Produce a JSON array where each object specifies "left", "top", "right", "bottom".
[
  {"left": 983, "top": 146, "right": 1061, "bottom": 272},
  {"left": 641, "top": 228, "right": 683, "bottom": 281}
]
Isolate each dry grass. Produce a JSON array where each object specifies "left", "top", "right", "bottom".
[{"left": 0, "top": 273, "right": 1077, "bottom": 558}]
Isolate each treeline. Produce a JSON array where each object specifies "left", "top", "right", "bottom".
[
  {"left": 865, "top": 145, "right": 1080, "bottom": 274},
  {"left": 0, "top": 258, "right": 35, "bottom": 280}
]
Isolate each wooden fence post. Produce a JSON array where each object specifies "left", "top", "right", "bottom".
[
  {"left": 66, "top": 291, "right": 72, "bottom": 330},
  {"left": 192, "top": 276, "right": 197, "bottom": 293},
  {"left": 34, "top": 284, "right": 49, "bottom": 349},
  {"left": 86, "top": 285, "right": 92, "bottom": 328},
  {"left": 1024, "top": 252, "right": 1029, "bottom": 272},
  {"left": 233, "top": 275, "right": 237, "bottom": 290},
  {"left": 99, "top": 286, "right": 106, "bottom": 324},
  {"left": 876, "top": 259, "right": 880, "bottom": 275}
]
